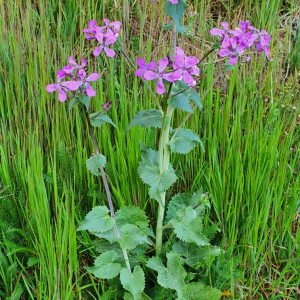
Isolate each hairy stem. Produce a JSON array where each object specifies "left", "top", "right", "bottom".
[{"left": 83, "top": 107, "right": 131, "bottom": 272}]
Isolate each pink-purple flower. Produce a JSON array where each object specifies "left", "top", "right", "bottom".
[
  {"left": 46, "top": 76, "right": 70, "bottom": 102},
  {"left": 93, "top": 32, "right": 116, "bottom": 57},
  {"left": 143, "top": 59, "right": 175, "bottom": 95},
  {"left": 135, "top": 58, "right": 156, "bottom": 77}
]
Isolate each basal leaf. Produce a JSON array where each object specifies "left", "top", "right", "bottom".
[
  {"left": 172, "top": 241, "right": 221, "bottom": 268},
  {"left": 169, "top": 128, "right": 202, "bottom": 154},
  {"left": 90, "top": 112, "right": 116, "bottom": 127},
  {"left": 168, "top": 93, "right": 193, "bottom": 113},
  {"left": 166, "top": 192, "right": 206, "bottom": 222},
  {"left": 170, "top": 207, "right": 210, "bottom": 246},
  {"left": 183, "top": 282, "right": 222, "bottom": 300},
  {"left": 115, "top": 205, "right": 149, "bottom": 228},
  {"left": 127, "top": 109, "right": 163, "bottom": 130},
  {"left": 78, "top": 94, "right": 91, "bottom": 110},
  {"left": 119, "top": 224, "right": 150, "bottom": 250},
  {"left": 86, "top": 154, "right": 106, "bottom": 176},
  {"left": 164, "top": 0, "right": 187, "bottom": 31},
  {"left": 120, "top": 266, "right": 145, "bottom": 300},
  {"left": 77, "top": 206, "right": 115, "bottom": 233},
  {"left": 146, "top": 252, "right": 186, "bottom": 299},
  {"left": 86, "top": 250, "right": 121, "bottom": 279}
]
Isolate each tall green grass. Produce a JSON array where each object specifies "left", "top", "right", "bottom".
[{"left": 0, "top": 0, "right": 299, "bottom": 299}]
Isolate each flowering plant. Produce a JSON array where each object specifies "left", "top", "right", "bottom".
[{"left": 46, "top": 1, "right": 270, "bottom": 299}]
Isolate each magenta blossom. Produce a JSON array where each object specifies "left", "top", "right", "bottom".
[
  {"left": 62, "top": 56, "right": 87, "bottom": 74},
  {"left": 46, "top": 76, "right": 70, "bottom": 102},
  {"left": 143, "top": 59, "right": 174, "bottom": 95},
  {"left": 98, "top": 19, "right": 121, "bottom": 37},
  {"left": 83, "top": 20, "right": 98, "bottom": 40},
  {"left": 93, "top": 32, "right": 116, "bottom": 57},
  {"left": 62, "top": 71, "right": 100, "bottom": 97},
  {"left": 173, "top": 47, "right": 200, "bottom": 86},
  {"left": 229, "top": 20, "right": 258, "bottom": 47},
  {"left": 210, "top": 22, "right": 230, "bottom": 48},
  {"left": 218, "top": 37, "right": 247, "bottom": 65},
  {"left": 135, "top": 58, "right": 156, "bottom": 77}
]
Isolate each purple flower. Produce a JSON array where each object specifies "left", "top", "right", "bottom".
[
  {"left": 229, "top": 20, "right": 258, "bottom": 47},
  {"left": 62, "top": 71, "right": 100, "bottom": 97},
  {"left": 135, "top": 58, "right": 156, "bottom": 77},
  {"left": 210, "top": 22, "right": 230, "bottom": 48},
  {"left": 46, "top": 76, "right": 70, "bottom": 102},
  {"left": 143, "top": 59, "right": 174, "bottom": 95},
  {"left": 98, "top": 19, "right": 121, "bottom": 37},
  {"left": 93, "top": 32, "right": 116, "bottom": 57},
  {"left": 62, "top": 56, "right": 87, "bottom": 74},
  {"left": 173, "top": 48, "right": 200, "bottom": 86},
  {"left": 218, "top": 37, "right": 246, "bottom": 65},
  {"left": 83, "top": 20, "right": 98, "bottom": 40}
]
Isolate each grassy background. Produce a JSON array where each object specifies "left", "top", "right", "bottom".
[{"left": 0, "top": 0, "right": 299, "bottom": 299}]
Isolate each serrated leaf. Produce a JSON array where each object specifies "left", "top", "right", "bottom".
[
  {"left": 183, "top": 282, "right": 222, "bottom": 300},
  {"left": 166, "top": 192, "right": 206, "bottom": 222},
  {"left": 120, "top": 266, "right": 145, "bottom": 300},
  {"left": 77, "top": 206, "right": 115, "bottom": 232},
  {"left": 171, "top": 81, "right": 189, "bottom": 95},
  {"left": 68, "top": 98, "right": 80, "bottom": 111},
  {"left": 169, "top": 128, "right": 202, "bottom": 154},
  {"left": 124, "top": 292, "right": 152, "bottom": 300},
  {"left": 78, "top": 94, "right": 91, "bottom": 109},
  {"left": 116, "top": 205, "right": 149, "bottom": 228},
  {"left": 168, "top": 93, "right": 193, "bottom": 113},
  {"left": 93, "top": 229, "right": 118, "bottom": 243},
  {"left": 170, "top": 207, "right": 209, "bottom": 246},
  {"left": 172, "top": 241, "right": 221, "bottom": 268},
  {"left": 90, "top": 112, "right": 116, "bottom": 127},
  {"left": 147, "top": 252, "right": 186, "bottom": 299},
  {"left": 164, "top": 0, "right": 187, "bottom": 31},
  {"left": 119, "top": 224, "right": 150, "bottom": 250},
  {"left": 127, "top": 110, "right": 163, "bottom": 130},
  {"left": 86, "top": 154, "right": 106, "bottom": 176},
  {"left": 93, "top": 239, "right": 122, "bottom": 253},
  {"left": 138, "top": 164, "right": 177, "bottom": 206},
  {"left": 86, "top": 250, "right": 121, "bottom": 279},
  {"left": 188, "top": 88, "right": 202, "bottom": 110}
]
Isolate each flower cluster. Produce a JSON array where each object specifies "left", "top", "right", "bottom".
[
  {"left": 83, "top": 19, "right": 121, "bottom": 57},
  {"left": 210, "top": 20, "right": 271, "bottom": 65},
  {"left": 46, "top": 56, "right": 100, "bottom": 102},
  {"left": 135, "top": 47, "right": 200, "bottom": 95}
]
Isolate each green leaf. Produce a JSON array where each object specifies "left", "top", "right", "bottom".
[
  {"left": 127, "top": 110, "right": 163, "bottom": 130},
  {"left": 93, "top": 239, "right": 122, "bottom": 253},
  {"left": 68, "top": 98, "right": 80, "bottom": 111},
  {"left": 147, "top": 252, "right": 186, "bottom": 299},
  {"left": 124, "top": 292, "right": 152, "bottom": 300},
  {"left": 138, "top": 164, "right": 177, "bottom": 206},
  {"left": 166, "top": 192, "right": 206, "bottom": 222},
  {"left": 224, "top": 59, "right": 235, "bottom": 71},
  {"left": 169, "top": 128, "right": 202, "bottom": 154},
  {"left": 86, "top": 250, "right": 121, "bottom": 279},
  {"left": 115, "top": 205, "right": 149, "bottom": 228},
  {"left": 170, "top": 207, "right": 210, "bottom": 246},
  {"left": 120, "top": 266, "right": 145, "bottom": 300},
  {"left": 188, "top": 88, "right": 202, "bottom": 110},
  {"left": 78, "top": 94, "right": 91, "bottom": 110},
  {"left": 183, "top": 282, "right": 222, "bottom": 300},
  {"left": 164, "top": 0, "right": 187, "bottom": 31},
  {"left": 162, "top": 21, "right": 173, "bottom": 30},
  {"left": 171, "top": 81, "right": 189, "bottom": 95},
  {"left": 168, "top": 93, "right": 193, "bottom": 113},
  {"left": 172, "top": 241, "right": 221, "bottom": 268},
  {"left": 119, "top": 224, "right": 150, "bottom": 250},
  {"left": 93, "top": 229, "right": 118, "bottom": 243},
  {"left": 27, "top": 257, "right": 40, "bottom": 267},
  {"left": 86, "top": 154, "right": 106, "bottom": 176},
  {"left": 77, "top": 206, "right": 115, "bottom": 233},
  {"left": 90, "top": 112, "right": 116, "bottom": 127}
]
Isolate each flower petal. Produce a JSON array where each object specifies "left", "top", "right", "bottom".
[
  {"left": 61, "top": 81, "right": 82, "bottom": 91},
  {"left": 182, "top": 71, "right": 194, "bottom": 84},
  {"left": 86, "top": 73, "right": 100, "bottom": 82},
  {"left": 84, "top": 32, "right": 96, "bottom": 40},
  {"left": 156, "top": 77, "right": 166, "bottom": 95},
  {"left": 58, "top": 87, "right": 67, "bottom": 102},
  {"left": 218, "top": 49, "right": 233, "bottom": 57},
  {"left": 158, "top": 58, "right": 168, "bottom": 73},
  {"left": 162, "top": 72, "right": 174, "bottom": 82},
  {"left": 229, "top": 55, "right": 237, "bottom": 65},
  {"left": 172, "top": 70, "right": 182, "bottom": 81},
  {"left": 135, "top": 68, "right": 145, "bottom": 77},
  {"left": 173, "top": 55, "right": 185, "bottom": 69},
  {"left": 143, "top": 71, "right": 159, "bottom": 81},
  {"left": 80, "top": 58, "right": 87, "bottom": 68},
  {"left": 93, "top": 46, "right": 103, "bottom": 56},
  {"left": 176, "top": 47, "right": 186, "bottom": 57},
  {"left": 105, "top": 35, "right": 117, "bottom": 46},
  {"left": 185, "top": 56, "right": 199, "bottom": 68},
  {"left": 85, "top": 83, "right": 96, "bottom": 97},
  {"left": 46, "top": 84, "right": 58, "bottom": 93},
  {"left": 89, "top": 20, "right": 97, "bottom": 28},
  {"left": 95, "top": 32, "right": 104, "bottom": 43},
  {"left": 210, "top": 28, "right": 224, "bottom": 36},
  {"left": 104, "top": 47, "right": 115, "bottom": 57},
  {"left": 137, "top": 58, "right": 147, "bottom": 69},
  {"left": 220, "top": 22, "right": 228, "bottom": 30},
  {"left": 69, "top": 56, "right": 78, "bottom": 68},
  {"left": 147, "top": 61, "right": 156, "bottom": 69}
]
